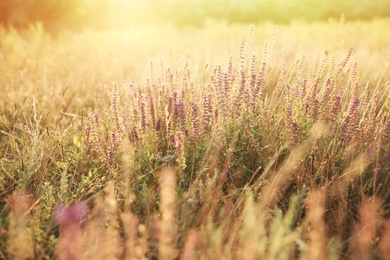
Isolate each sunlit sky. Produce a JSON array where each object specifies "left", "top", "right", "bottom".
[
  {"left": 0, "top": 0, "right": 389, "bottom": 32},
  {"left": 81, "top": 0, "right": 390, "bottom": 29},
  {"left": 103, "top": 1, "right": 159, "bottom": 27}
]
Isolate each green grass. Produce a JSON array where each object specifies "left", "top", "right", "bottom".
[{"left": 1, "top": 18, "right": 390, "bottom": 259}]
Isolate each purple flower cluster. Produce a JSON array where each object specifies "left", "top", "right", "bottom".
[
  {"left": 202, "top": 94, "right": 213, "bottom": 132},
  {"left": 54, "top": 202, "right": 89, "bottom": 226}
]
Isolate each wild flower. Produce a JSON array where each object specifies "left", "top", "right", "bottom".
[
  {"left": 285, "top": 103, "right": 300, "bottom": 147},
  {"left": 54, "top": 202, "right": 89, "bottom": 227},
  {"left": 381, "top": 116, "right": 390, "bottom": 145},
  {"left": 165, "top": 96, "right": 172, "bottom": 115},
  {"left": 192, "top": 117, "right": 199, "bottom": 141},
  {"left": 54, "top": 202, "right": 89, "bottom": 260},
  {"left": 190, "top": 102, "right": 199, "bottom": 120},
  {"left": 359, "top": 94, "right": 378, "bottom": 144},
  {"left": 155, "top": 118, "right": 162, "bottom": 131},
  {"left": 111, "top": 131, "right": 120, "bottom": 151},
  {"left": 295, "top": 55, "right": 305, "bottom": 82},
  {"left": 254, "top": 60, "right": 266, "bottom": 101},
  {"left": 343, "top": 96, "right": 361, "bottom": 143},
  {"left": 90, "top": 111, "right": 107, "bottom": 163},
  {"left": 107, "top": 147, "right": 114, "bottom": 167},
  {"left": 249, "top": 54, "right": 257, "bottom": 91},
  {"left": 130, "top": 125, "right": 139, "bottom": 143},
  {"left": 319, "top": 77, "right": 332, "bottom": 105},
  {"left": 239, "top": 41, "right": 247, "bottom": 69},
  {"left": 140, "top": 101, "right": 147, "bottom": 133},
  {"left": 174, "top": 99, "right": 186, "bottom": 130},
  {"left": 110, "top": 83, "right": 122, "bottom": 135},
  {"left": 84, "top": 125, "right": 90, "bottom": 143},
  {"left": 307, "top": 84, "right": 319, "bottom": 119},
  {"left": 300, "top": 78, "right": 308, "bottom": 99},
  {"left": 335, "top": 47, "right": 354, "bottom": 81},
  {"left": 326, "top": 95, "right": 342, "bottom": 122},
  {"left": 149, "top": 94, "right": 156, "bottom": 129},
  {"left": 202, "top": 93, "right": 213, "bottom": 132}
]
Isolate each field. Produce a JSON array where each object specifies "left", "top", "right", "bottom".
[{"left": 1, "top": 18, "right": 390, "bottom": 259}]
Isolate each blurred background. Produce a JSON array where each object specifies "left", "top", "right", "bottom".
[{"left": 1, "top": 0, "right": 390, "bottom": 32}]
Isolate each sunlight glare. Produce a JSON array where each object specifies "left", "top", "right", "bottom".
[{"left": 94, "top": 0, "right": 157, "bottom": 29}]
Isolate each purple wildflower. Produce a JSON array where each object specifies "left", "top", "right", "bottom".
[
  {"left": 130, "top": 125, "right": 139, "bottom": 143},
  {"left": 174, "top": 100, "right": 186, "bottom": 129},
  {"left": 203, "top": 94, "right": 213, "bottom": 132},
  {"left": 190, "top": 102, "right": 199, "bottom": 120},
  {"left": 54, "top": 202, "right": 89, "bottom": 226},
  {"left": 192, "top": 117, "right": 199, "bottom": 141},
  {"left": 140, "top": 101, "right": 147, "bottom": 133},
  {"left": 155, "top": 118, "right": 162, "bottom": 131},
  {"left": 327, "top": 95, "right": 342, "bottom": 122}
]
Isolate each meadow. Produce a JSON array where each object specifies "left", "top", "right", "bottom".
[{"left": 1, "top": 18, "right": 390, "bottom": 259}]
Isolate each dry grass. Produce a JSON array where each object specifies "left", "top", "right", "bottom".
[{"left": 0, "top": 19, "right": 390, "bottom": 259}]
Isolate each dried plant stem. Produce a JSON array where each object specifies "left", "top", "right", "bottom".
[
  {"left": 306, "top": 189, "right": 328, "bottom": 260},
  {"left": 159, "top": 167, "right": 178, "bottom": 259}
]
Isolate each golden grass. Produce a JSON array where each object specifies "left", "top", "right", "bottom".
[{"left": 1, "top": 19, "right": 390, "bottom": 259}]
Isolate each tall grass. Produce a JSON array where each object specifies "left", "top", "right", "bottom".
[{"left": 0, "top": 19, "right": 390, "bottom": 259}]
